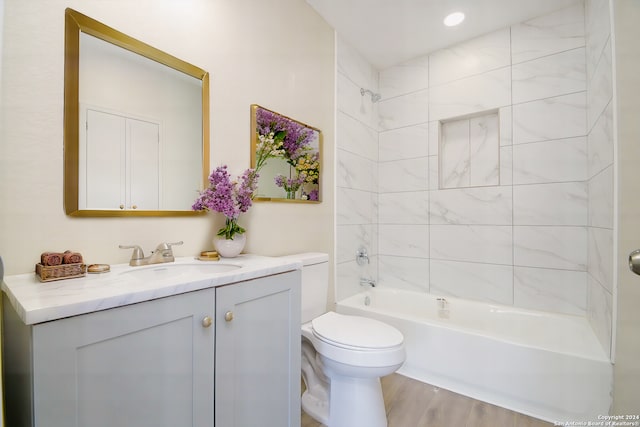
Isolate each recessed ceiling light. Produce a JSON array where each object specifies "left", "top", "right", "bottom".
[{"left": 444, "top": 12, "right": 465, "bottom": 27}]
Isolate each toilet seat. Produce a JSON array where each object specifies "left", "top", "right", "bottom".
[
  {"left": 311, "top": 312, "right": 403, "bottom": 351},
  {"left": 302, "top": 313, "right": 405, "bottom": 368}
]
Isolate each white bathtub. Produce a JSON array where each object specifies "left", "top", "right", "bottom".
[{"left": 336, "top": 288, "right": 612, "bottom": 423}]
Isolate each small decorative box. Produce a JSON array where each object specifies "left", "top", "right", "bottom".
[{"left": 35, "top": 263, "right": 87, "bottom": 282}]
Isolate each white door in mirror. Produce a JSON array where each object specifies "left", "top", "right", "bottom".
[{"left": 82, "top": 109, "right": 160, "bottom": 210}]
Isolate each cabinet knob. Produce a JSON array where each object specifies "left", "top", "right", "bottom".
[
  {"left": 119, "top": 204, "right": 124, "bottom": 210},
  {"left": 224, "top": 311, "right": 234, "bottom": 322},
  {"left": 201, "top": 316, "right": 213, "bottom": 328},
  {"left": 132, "top": 204, "right": 138, "bottom": 210}
]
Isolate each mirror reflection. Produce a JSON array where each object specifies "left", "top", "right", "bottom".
[
  {"left": 64, "top": 8, "right": 210, "bottom": 216},
  {"left": 251, "top": 105, "right": 321, "bottom": 202}
]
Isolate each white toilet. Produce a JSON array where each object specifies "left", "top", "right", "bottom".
[{"left": 285, "top": 253, "right": 406, "bottom": 427}]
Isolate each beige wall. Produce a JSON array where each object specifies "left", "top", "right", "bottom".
[
  {"left": 0, "top": 0, "right": 335, "bottom": 276},
  {"left": 612, "top": 0, "right": 640, "bottom": 413}
]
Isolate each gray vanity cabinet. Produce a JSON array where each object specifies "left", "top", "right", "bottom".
[
  {"left": 4, "top": 288, "right": 215, "bottom": 427},
  {"left": 2, "top": 270, "right": 301, "bottom": 427},
  {"left": 215, "top": 271, "right": 301, "bottom": 426}
]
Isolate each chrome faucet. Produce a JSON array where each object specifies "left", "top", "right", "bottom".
[
  {"left": 356, "top": 246, "right": 370, "bottom": 266},
  {"left": 119, "top": 241, "right": 183, "bottom": 266},
  {"left": 359, "top": 277, "right": 376, "bottom": 288}
]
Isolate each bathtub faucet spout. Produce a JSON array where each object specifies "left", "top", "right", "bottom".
[{"left": 360, "top": 277, "right": 376, "bottom": 288}]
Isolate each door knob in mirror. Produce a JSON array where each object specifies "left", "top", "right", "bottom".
[{"left": 629, "top": 249, "right": 640, "bottom": 275}]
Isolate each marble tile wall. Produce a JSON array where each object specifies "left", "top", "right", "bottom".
[
  {"left": 375, "top": 2, "right": 594, "bottom": 318},
  {"left": 336, "top": 1, "right": 615, "bottom": 357},
  {"left": 335, "top": 38, "right": 379, "bottom": 301},
  {"left": 585, "top": 0, "right": 614, "bottom": 358}
]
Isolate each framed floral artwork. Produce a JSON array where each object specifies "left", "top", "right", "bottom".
[{"left": 250, "top": 104, "right": 321, "bottom": 202}]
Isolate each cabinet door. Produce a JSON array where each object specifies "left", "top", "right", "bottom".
[
  {"left": 32, "top": 289, "right": 215, "bottom": 427},
  {"left": 215, "top": 271, "right": 301, "bottom": 427}
]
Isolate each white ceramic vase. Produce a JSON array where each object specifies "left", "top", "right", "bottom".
[{"left": 213, "top": 233, "right": 246, "bottom": 258}]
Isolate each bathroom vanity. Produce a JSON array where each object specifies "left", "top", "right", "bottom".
[{"left": 1, "top": 255, "right": 301, "bottom": 427}]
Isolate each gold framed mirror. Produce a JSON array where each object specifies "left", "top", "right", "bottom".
[
  {"left": 64, "top": 8, "right": 209, "bottom": 217},
  {"left": 250, "top": 105, "right": 321, "bottom": 202}
]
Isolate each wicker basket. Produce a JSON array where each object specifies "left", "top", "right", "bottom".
[{"left": 35, "top": 263, "right": 87, "bottom": 282}]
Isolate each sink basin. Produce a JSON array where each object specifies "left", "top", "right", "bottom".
[{"left": 119, "top": 262, "right": 241, "bottom": 280}]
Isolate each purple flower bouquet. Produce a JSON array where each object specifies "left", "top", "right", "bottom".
[{"left": 192, "top": 165, "right": 258, "bottom": 239}]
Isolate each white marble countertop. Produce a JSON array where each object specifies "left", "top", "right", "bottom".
[{"left": 1, "top": 255, "right": 302, "bottom": 325}]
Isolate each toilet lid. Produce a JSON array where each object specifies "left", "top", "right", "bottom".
[{"left": 311, "top": 312, "right": 403, "bottom": 350}]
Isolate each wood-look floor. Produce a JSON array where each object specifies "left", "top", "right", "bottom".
[{"left": 301, "top": 373, "right": 553, "bottom": 427}]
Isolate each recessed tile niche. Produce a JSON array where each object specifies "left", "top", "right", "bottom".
[{"left": 439, "top": 111, "right": 499, "bottom": 189}]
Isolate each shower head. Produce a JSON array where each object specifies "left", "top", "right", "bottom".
[{"left": 360, "top": 88, "right": 381, "bottom": 103}]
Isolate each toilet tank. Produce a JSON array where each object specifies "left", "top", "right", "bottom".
[{"left": 281, "top": 253, "right": 329, "bottom": 324}]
